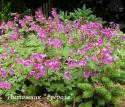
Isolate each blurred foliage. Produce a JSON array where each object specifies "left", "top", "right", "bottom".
[
  {"left": 0, "top": 0, "right": 12, "bottom": 21},
  {"left": 59, "top": 5, "right": 104, "bottom": 23}
]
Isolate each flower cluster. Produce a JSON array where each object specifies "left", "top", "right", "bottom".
[{"left": 0, "top": 82, "right": 11, "bottom": 89}]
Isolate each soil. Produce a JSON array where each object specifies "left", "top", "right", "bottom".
[
  {"left": 0, "top": 100, "right": 52, "bottom": 107},
  {"left": 121, "top": 101, "right": 125, "bottom": 107}
]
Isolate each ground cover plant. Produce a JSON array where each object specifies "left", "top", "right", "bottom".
[{"left": 0, "top": 8, "right": 125, "bottom": 107}]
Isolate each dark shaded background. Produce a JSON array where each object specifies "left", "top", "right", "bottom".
[{"left": 0, "top": 0, "right": 125, "bottom": 23}]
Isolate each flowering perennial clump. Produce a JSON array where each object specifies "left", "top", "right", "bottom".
[
  {"left": 0, "top": 9, "right": 123, "bottom": 85},
  {"left": 0, "top": 8, "right": 125, "bottom": 106}
]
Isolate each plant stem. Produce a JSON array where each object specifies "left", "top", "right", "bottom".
[{"left": 73, "top": 94, "right": 76, "bottom": 107}]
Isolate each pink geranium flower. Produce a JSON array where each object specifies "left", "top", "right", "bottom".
[
  {"left": 79, "top": 60, "right": 86, "bottom": 68},
  {"left": 0, "top": 82, "right": 11, "bottom": 89},
  {"left": 64, "top": 71, "right": 70, "bottom": 80},
  {"left": 84, "top": 71, "right": 90, "bottom": 79},
  {"left": 9, "top": 70, "right": 14, "bottom": 75},
  {"left": 92, "top": 55, "right": 99, "bottom": 62}
]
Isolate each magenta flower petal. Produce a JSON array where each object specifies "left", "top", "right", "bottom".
[
  {"left": 29, "top": 71, "right": 35, "bottom": 76},
  {"left": 84, "top": 71, "right": 90, "bottom": 79},
  {"left": 0, "top": 82, "right": 11, "bottom": 89},
  {"left": 79, "top": 60, "right": 86, "bottom": 68},
  {"left": 9, "top": 70, "right": 14, "bottom": 75},
  {"left": 64, "top": 71, "right": 70, "bottom": 80},
  {"left": 92, "top": 55, "right": 99, "bottom": 62}
]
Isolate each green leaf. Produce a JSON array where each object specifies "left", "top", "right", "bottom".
[
  {"left": 0, "top": 48, "right": 3, "bottom": 53},
  {"left": 96, "top": 87, "right": 111, "bottom": 101},
  {"left": 19, "top": 28, "right": 26, "bottom": 33},
  {"left": 102, "top": 77, "right": 113, "bottom": 88},
  {"left": 112, "top": 87, "right": 125, "bottom": 97},
  {"left": 51, "top": 100, "right": 60, "bottom": 106},
  {"left": 97, "top": 99, "right": 106, "bottom": 106},
  {"left": 75, "top": 95, "right": 82, "bottom": 103},
  {"left": 77, "top": 83, "right": 92, "bottom": 90},
  {"left": 63, "top": 47, "right": 71, "bottom": 57},
  {"left": 78, "top": 101, "right": 92, "bottom": 107},
  {"left": 82, "top": 90, "right": 93, "bottom": 98},
  {"left": 64, "top": 105, "right": 72, "bottom": 107},
  {"left": 111, "top": 97, "right": 121, "bottom": 106}
]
